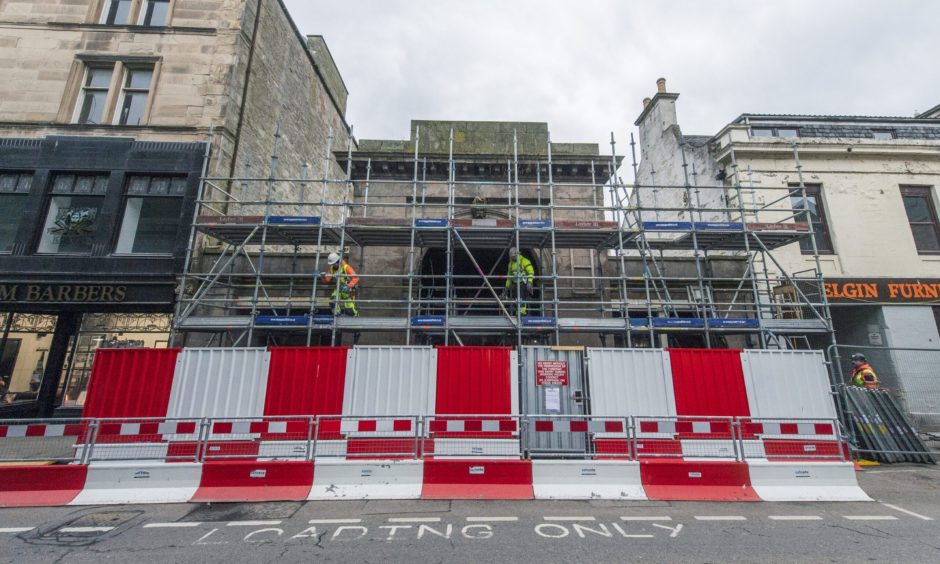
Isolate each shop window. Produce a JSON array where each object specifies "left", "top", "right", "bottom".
[
  {"left": 901, "top": 186, "right": 940, "bottom": 254},
  {"left": 115, "top": 175, "right": 187, "bottom": 254},
  {"left": 0, "top": 172, "right": 32, "bottom": 253},
  {"left": 74, "top": 66, "right": 114, "bottom": 125},
  {"left": 37, "top": 174, "right": 109, "bottom": 255},
  {"left": 790, "top": 184, "right": 834, "bottom": 254}
]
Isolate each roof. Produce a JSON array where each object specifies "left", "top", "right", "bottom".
[{"left": 734, "top": 112, "right": 939, "bottom": 125}]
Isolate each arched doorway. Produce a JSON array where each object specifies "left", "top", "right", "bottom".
[{"left": 418, "top": 247, "right": 542, "bottom": 317}]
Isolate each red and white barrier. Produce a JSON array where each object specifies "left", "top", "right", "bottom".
[
  {"left": 747, "top": 461, "right": 870, "bottom": 501},
  {"left": 70, "top": 462, "right": 203, "bottom": 505}
]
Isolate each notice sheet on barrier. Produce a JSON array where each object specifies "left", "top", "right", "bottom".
[{"left": 544, "top": 386, "right": 562, "bottom": 412}]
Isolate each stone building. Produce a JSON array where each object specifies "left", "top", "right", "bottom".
[
  {"left": 634, "top": 79, "right": 940, "bottom": 418},
  {"left": 0, "top": 0, "right": 350, "bottom": 414}
]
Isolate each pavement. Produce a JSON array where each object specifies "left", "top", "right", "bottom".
[{"left": 1, "top": 464, "right": 939, "bottom": 563}]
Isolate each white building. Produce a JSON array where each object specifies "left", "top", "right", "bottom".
[{"left": 634, "top": 80, "right": 940, "bottom": 419}]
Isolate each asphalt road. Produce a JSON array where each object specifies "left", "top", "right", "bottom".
[{"left": 1, "top": 464, "right": 939, "bottom": 563}]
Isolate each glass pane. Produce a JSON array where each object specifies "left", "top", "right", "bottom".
[
  {"left": 126, "top": 68, "right": 153, "bottom": 90},
  {"left": 106, "top": 0, "right": 133, "bottom": 25},
  {"left": 116, "top": 197, "right": 183, "bottom": 254},
  {"left": 872, "top": 130, "right": 894, "bottom": 140},
  {"left": 38, "top": 196, "right": 104, "bottom": 254},
  {"left": 0, "top": 195, "right": 28, "bottom": 252},
  {"left": 128, "top": 176, "right": 149, "bottom": 194},
  {"left": 74, "top": 176, "right": 94, "bottom": 194},
  {"left": 777, "top": 128, "right": 799, "bottom": 138},
  {"left": 86, "top": 67, "right": 113, "bottom": 88},
  {"left": 171, "top": 177, "right": 187, "bottom": 195},
  {"left": 911, "top": 224, "right": 940, "bottom": 252},
  {"left": 150, "top": 177, "right": 170, "bottom": 195},
  {"left": 16, "top": 174, "right": 31, "bottom": 193},
  {"left": 118, "top": 92, "right": 148, "bottom": 125},
  {"left": 78, "top": 91, "right": 108, "bottom": 124},
  {"left": 0, "top": 175, "right": 15, "bottom": 193},
  {"left": 751, "top": 128, "right": 774, "bottom": 137},
  {"left": 53, "top": 175, "right": 74, "bottom": 193},
  {"left": 903, "top": 195, "right": 932, "bottom": 223},
  {"left": 144, "top": 1, "right": 170, "bottom": 26}
]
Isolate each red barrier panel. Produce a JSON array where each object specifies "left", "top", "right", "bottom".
[
  {"left": 422, "top": 459, "right": 533, "bottom": 500},
  {"left": 83, "top": 348, "right": 181, "bottom": 418},
  {"left": 265, "top": 347, "right": 349, "bottom": 416},
  {"left": 0, "top": 465, "right": 88, "bottom": 507},
  {"left": 435, "top": 347, "right": 514, "bottom": 415},
  {"left": 191, "top": 461, "right": 314, "bottom": 502},
  {"left": 639, "top": 460, "right": 758, "bottom": 501},
  {"left": 668, "top": 349, "right": 750, "bottom": 417}
]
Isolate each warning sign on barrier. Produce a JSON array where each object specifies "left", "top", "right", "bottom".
[{"left": 536, "top": 361, "right": 569, "bottom": 386}]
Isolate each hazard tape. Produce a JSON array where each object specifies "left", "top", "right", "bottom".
[
  {"left": 0, "top": 423, "right": 87, "bottom": 438},
  {"left": 637, "top": 420, "right": 733, "bottom": 436},
  {"left": 532, "top": 420, "right": 624, "bottom": 433},
  {"left": 427, "top": 419, "right": 518, "bottom": 433}
]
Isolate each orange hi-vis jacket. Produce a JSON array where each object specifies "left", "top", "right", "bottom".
[
  {"left": 851, "top": 363, "right": 879, "bottom": 389},
  {"left": 324, "top": 260, "right": 359, "bottom": 289}
]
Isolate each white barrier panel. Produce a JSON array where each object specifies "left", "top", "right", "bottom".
[
  {"left": 309, "top": 460, "right": 423, "bottom": 500},
  {"left": 747, "top": 461, "right": 871, "bottom": 502},
  {"left": 741, "top": 350, "right": 838, "bottom": 419},
  {"left": 680, "top": 440, "right": 738, "bottom": 460},
  {"left": 77, "top": 443, "right": 171, "bottom": 462},
  {"left": 167, "top": 348, "right": 271, "bottom": 419},
  {"left": 431, "top": 439, "right": 520, "bottom": 458},
  {"left": 70, "top": 462, "right": 203, "bottom": 505},
  {"left": 258, "top": 441, "right": 309, "bottom": 460},
  {"left": 532, "top": 460, "right": 646, "bottom": 500}
]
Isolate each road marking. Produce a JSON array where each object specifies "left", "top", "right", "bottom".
[
  {"left": 0, "top": 527, "right": 34, "bottom": 533},
  {"left": 143, "top": 522, "right": 203, "bottom": 528},
  {"left": 387, "top": 517, "right": 441, "bottom": 523},
  {"left": 466, "top": 517, "right": 518, "bottom": 522},
  {"left": 543, "top": 516, "right": 595, "bottom": 522},
  {"left": 226, "top": 520, "right": 282, "bottom": 527},
  {"left": 308, "top": 519, "right": 363, "bottom": 524},
  {"left": 769, "top": 516, "right": 823, "bottom": 521},
  {"left": 620, "top": 516, "right": 672, "bottom": 521},
  {"left": 59, "top": 527, "right": 115, "bottom": 533},
  {"left": 880, "top": 503, "right": 933, "bottom": 521},
  {"left": 843, "top": 516, "right": 898, "bottom": 521},
  {"left": 694, "top": 516, "right": 746, "bottom": 521},
  {"left": 652, "top": 523, "right": 684, "bottom": 538}
]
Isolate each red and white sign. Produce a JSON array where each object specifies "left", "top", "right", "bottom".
[{"left": 536, "top": 361, "right": 569, "bottom": 386}]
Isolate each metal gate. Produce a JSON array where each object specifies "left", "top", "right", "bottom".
[{"left": 520, "top": 346, "right": 587, "bottom": 455}]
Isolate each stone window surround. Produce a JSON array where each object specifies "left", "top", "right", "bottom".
[
  {"left": 58, "top": 55, "right": 162, "bottom": 127},
  {"left": 91, "top": 0, "right": 178, "bottom": 27}
]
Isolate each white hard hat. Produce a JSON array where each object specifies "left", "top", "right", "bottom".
[{"left": 327, "top": 252, "right": 341, "bottom": 265}]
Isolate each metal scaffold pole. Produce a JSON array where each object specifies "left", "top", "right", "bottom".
[
  {"left": 612, "top": 133, "right": 631, "bottom": 347},
  {"left": 629, "top": 133, "right": 656, "bottom": 346},
  {"left": 171, "top": 127, "right": 214, "bottom": 346},
  {"left": 546, "top": 132, "right": 561, "bottom": 345},
  {"left": 246, "top": 124, "right": 281, "bottom": 346},
  {"left": 330, "top": 125, "right": 354, "bottom": 346},
  {"left": 405, "top": 126, "right": 421, "bottom": 345},
  {"left": 444, "top": 128, "right": 455, "bottom": 345},
  {"left": 305, "top": 127, "right": 334, "bottom": 346},
  {"left": 729, "top": 146, "right": 767, "bottom": 349},
  {"left": 680, "top": 145, "right": 711, "bottom": 347}
]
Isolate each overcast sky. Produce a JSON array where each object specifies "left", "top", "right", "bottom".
[{"left": 286, "top": 0, "right": 939, "bottom": 153}]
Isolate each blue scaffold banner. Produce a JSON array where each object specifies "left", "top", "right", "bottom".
[
  {"left": 521, "top": 316, "right": 557, "bottom": 327},
  {"left": 707, "top": 318, "right": 760, "bottom": 329},
  {"left": 652, "top": 317, "right": 706, "bottom": 328},
  {"left": 267, "top": 216, "right": 321, "bottom": 225},
  {"left": 411, "top": 315, "right": 446, "bottom": 326},
  {"left": 695, "top": 222, "right": 744, "bottom": 231},
  {"left": 414, "top": 219, "right": 449, "bottom": 228},
  {"left": 255, "top": 315, "right": 310, "bottom": 326},
  {"left": 518, "top": 219, "right": 552, "bottom": 229},
  {"left": 642, "top": 221, "right": 692, "bottom": 231}
]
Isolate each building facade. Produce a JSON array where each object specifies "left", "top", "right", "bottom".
[
  {"left": 634, "top": 79, "right": 940, "bottom": 405},
  {"left": 0, "top": 0, "right": 350, "bottom": 415}
]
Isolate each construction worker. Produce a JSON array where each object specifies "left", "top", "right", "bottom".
[
  {"left": 850, "top": 353, "right": 879, "bottom": 389},
  {"left": 503, "top": 248, "right": 534, "bottom": 315},
  {"left": 322, "top": 252, "right": 359, "bottom": 317}
]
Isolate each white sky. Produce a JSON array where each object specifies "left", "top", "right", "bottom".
[{"left": 285, "top": 0, "right": 939, "bottom": 153}]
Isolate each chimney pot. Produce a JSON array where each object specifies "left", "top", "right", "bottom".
[
  {"left": 656, "top": 78, "right": 667, "bottom": 93},
  {"left": 643, "top": 97, "right": 651, "bottom": 109}
]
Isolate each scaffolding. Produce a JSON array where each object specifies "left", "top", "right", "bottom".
[{"left": 171, "top": 126, "right": 834, "bottom": 349}]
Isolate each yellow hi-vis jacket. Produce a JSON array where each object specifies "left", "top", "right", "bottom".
[
  {"left": 851, "top": 364, "right": 879, "bottom": 389},
  {"left": 506, "top": 255, "right": 534, "bottom": 288}
]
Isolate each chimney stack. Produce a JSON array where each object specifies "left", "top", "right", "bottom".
[
  {"left": 643, "top": 97, "right": 652, "bottom": 109},
  {"left": 656, "top": 78, "right": 667, "bottom": 93}
]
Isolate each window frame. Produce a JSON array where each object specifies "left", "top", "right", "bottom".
[
  {"left": 36, "top": 174, "right": 111, "bottom": 256},
  {"left": 790, "top": 183, "right": 835, "bottom": 255},
  {"left": 901, "top": 185, "right": 940, "bottom": 255},
  {"left": 750, "top": 126, "right": 801, "bottom": 139},
  {"left": 0, "top": 172, "right": 34, "bottom": 255},
  {"left": 138, "top": 0, "right": 172, "bottom": 26},
  {"left": 114, "top": 175, "right": 188, "bottom": 256},
  {"left": 871, "top": 129, "right": 897, "bottom": 140},
  {"left": 99, "top": 0, "right": 135, "bottom": 25},
  {"left": 97, "top": 0, "right": 174, "bottom": 27},
  {"left": 72, "top": 65, "right": 115, "bottom": 125},
  {"left": 113, "top": 65, "right": 155, "bottom": 126}
]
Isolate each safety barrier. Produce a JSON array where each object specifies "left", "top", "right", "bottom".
[{"left": 0, "top": 414, "right": 867, "bottom": 506}]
